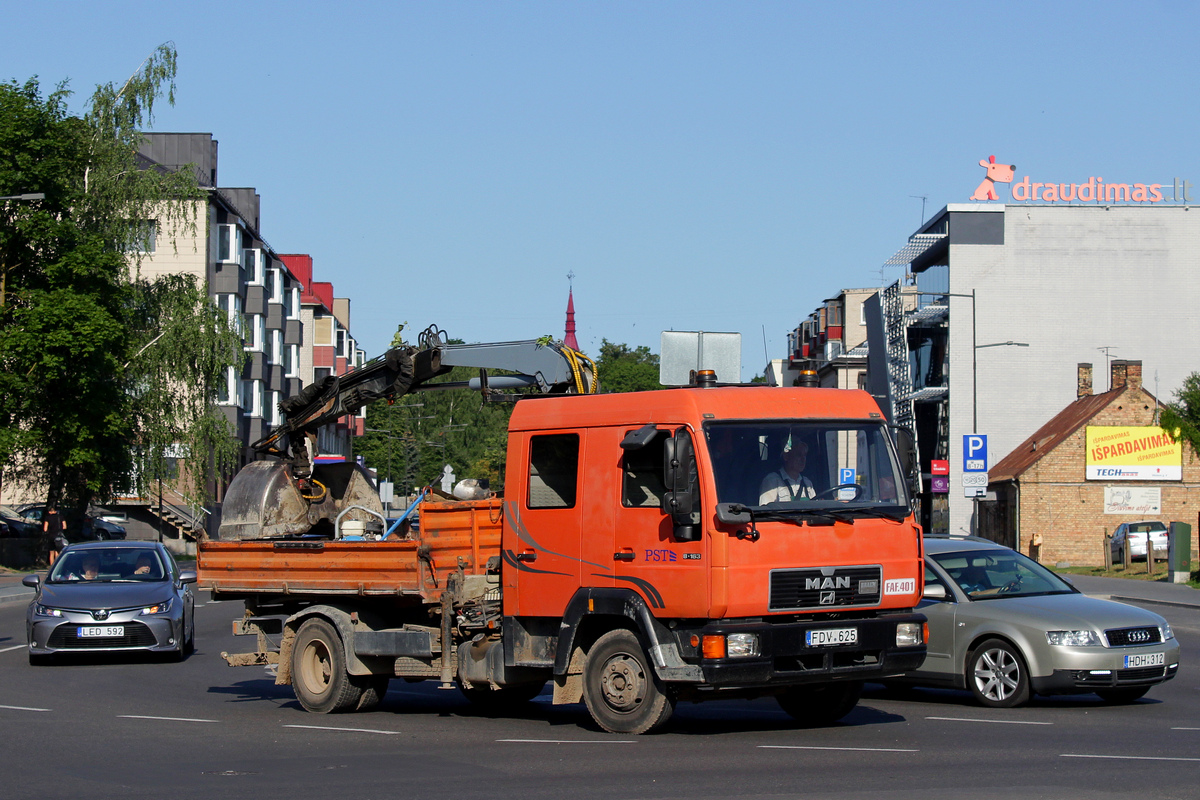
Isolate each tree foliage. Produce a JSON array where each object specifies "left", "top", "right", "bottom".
[
  {"left": 596, "top": 339, "right": 664, "bottom": 393},
  {"left": 1160, "top": 372, "right": 1200, "bottom": 460},
  {"left": 0, "top": 44, "right": 242, "bottom": 517}
]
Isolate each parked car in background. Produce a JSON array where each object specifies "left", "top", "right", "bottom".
[
  {"left": 15, "top": 504, "right": 127, "bottom": 541},
  {"left": 1110, "top": 520, "right": 1169, "bottom": 561},
  {"left": 894, "top": 536, "right": 1179, "bottom": 707},
  {"left": 23, "top": 541, "right": 196, "bottom": 664},
  {"left": 0, "top": 506, "right": 41, "bottom": 538}
]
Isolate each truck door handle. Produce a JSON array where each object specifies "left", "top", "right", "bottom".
[
  {"left": 613, "top": 552, "right": 635, "bottom": 562},
  {"left": 516, "top": 552, "right": 537, "bottom": 562}
]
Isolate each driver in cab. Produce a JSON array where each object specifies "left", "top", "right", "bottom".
[{"left": 759, "top": 439, "right": 815, "bottom": 505}]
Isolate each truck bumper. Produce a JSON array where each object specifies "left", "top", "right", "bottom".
[{"left": 683, "top": 612, "right": 927, "bottom": 688}]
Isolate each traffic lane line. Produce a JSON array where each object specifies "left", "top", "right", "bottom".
[
  {"left": 926, "top": 716, "right": 1053, "bottom": 725},
  {"left": 118, "top": 715, "right": 219, "bottom": 723},
  {"left": 0, "top": 644, "right": 27, "bottom": 653},
  {"left": 494, "top": 743, "right": 638, "bottom": 748},
  {"left": 0, "top": 704, "right": 50, "bottom": 712},
  {"left": 283, "top": 724, "right": 401, "bottom": 735},
  {"left": 759, "top": 745, "right": 919, "bottom": 753},
  {"left": 1063, "top": 754, "right": 1200, "bottom": 762}
]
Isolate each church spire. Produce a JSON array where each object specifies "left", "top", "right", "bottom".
[{"left": 564, "top": 272, "right": 578, "bottom": 351}]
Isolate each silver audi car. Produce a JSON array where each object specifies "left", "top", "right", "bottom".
[
  {"left": 24, "top": 541, "right": 196, "bottom": 664},
  {"left": 896, "top": 536, "right": 1179, "bottom": 707}
]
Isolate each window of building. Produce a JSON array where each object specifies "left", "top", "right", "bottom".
[
  {"left": 126, "top": 220, "right": 157, "bottom": 253},
  {"left": 285, "top": 344, "right": 299, "bottom": 378},
  {"left": 240, "top": 379, "right": 264, "bottom": 418},
  {"left": 269, "top": 390, "right": 281, "bottom": 427},
  {"left": 313, "top": 316, "right": 334, "bottom": 347},
  {"left": 527, "top": 434, "right": 579, "bottom": 509},
  {"left": 287, "top": 286, "right": 301, "bottom": 321},
  {"left": 244, "top": 248, "right": 265, "bottom": 286},
  {"left": 267, "top": 267, "right": 284, "bottom": 303},
  {"left": 269, "top": 329, "right": 282, "bottom": 365},
  {"left": 216, "top": 294, "right": 243, "bottom": 336},
  {"left": 313, "top": 367, "right": 333, "bottom": 384},
  {"left": 216, "top": 366, "right": 238, "bottom": 405},
  {"left": 336, "top": 329, "right": 348, "bottom": 359},
  {"left": 244, "top": 314, "right": 264, "bottom": 353},
  {"left": 217, "top": 224, "right": 243, "bottom": 264}
]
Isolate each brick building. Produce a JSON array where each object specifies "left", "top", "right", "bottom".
[{"left": 983, "top": 360, "right": 1200, "bottom": 566}]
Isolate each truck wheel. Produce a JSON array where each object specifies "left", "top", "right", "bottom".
[
  {"left": 583, "top": 629, "right": 674, "bottom": 734},
  {"left": 355, "top": 676, "right": 391, "bottom": 712},
  {"left": 776, "top": 681, "right": 863, "bottom": 726},
  {"left": 292, "top": 618, "right": 364, "bottom": 714}
]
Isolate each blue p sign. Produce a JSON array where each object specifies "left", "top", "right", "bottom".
[{"left": 963, "top": 435, "right": 988, "bottom": 472}]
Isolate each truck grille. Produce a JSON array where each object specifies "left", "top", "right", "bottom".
[{"left": 769, "top": 566, "right": 882, "bottom": 612}]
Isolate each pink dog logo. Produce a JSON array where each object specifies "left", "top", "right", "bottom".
[{"left": 971, "top": 155, "right": 1016, "bottom": 201}]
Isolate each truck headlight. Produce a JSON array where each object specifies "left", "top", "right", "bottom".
[
  {"left": 726, "top": 633, "right": 760, "bottom": 658},
  {"left": 896, "top": 622, "right": 922, "bottom": 647},
  {"left": 1046, "top": 630, "right": 1100, "bottom": 647}
]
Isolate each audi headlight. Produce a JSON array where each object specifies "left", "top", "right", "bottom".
[
  {"left": 726, "top": 633, "right": 760, "bottom": 658},
  {"left": 1162, "top": 622, "right": 1174, "bottom": 641},
  {"left": 34, "top": 604, "right": 63, "bottom": 618},
  {"left": 1046, "top": 630, "right": 1101, "bottom": 647},
  {"left": 140, "top": 599, "right": 172, "bottom": 615}
]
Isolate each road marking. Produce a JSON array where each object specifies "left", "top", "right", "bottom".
[
  {"left": 1171, "top": 727, "right": 1200, "bottom": 731},
  {"left": 927, "top": 716, "right": 1053, "bottom": 725},
  {"left": 0, "top": 704, "right": 50, "bottom": 712},
  {"left": 284, "top": 724, "right": 400, "bottom": 735},
  {"left": 494, "top": 743, "right": 638, "bottom": 748},
  {"left": 119, "top": 715, "right": 219, "bottom": 723},
  {"left": 1062, "top": 754, "right": 1200, "bottom": 763},
  {"left": 759, "top": 745, "right": 919, "bottom": 753},
  {"left": 0, "top": 644, "right": 28, "bottom": 654}
]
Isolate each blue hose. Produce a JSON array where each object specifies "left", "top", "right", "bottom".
[{"left": 386, "top": 488, "right": 429, "bottom": 537}]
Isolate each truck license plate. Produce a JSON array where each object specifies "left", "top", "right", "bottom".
[
  {"left": 79, "top": 625, "right": 124, "bottom": 638},
  {"left": 1124, "top": 652, "right": 1165, "bottom": 668},
  {"left": 807, "top": 627, "right": 857, "bottom": 647}
]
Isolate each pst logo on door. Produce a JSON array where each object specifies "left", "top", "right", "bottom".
[{"left": 971, "top": 155, "right": 1016, "bottom": 201}]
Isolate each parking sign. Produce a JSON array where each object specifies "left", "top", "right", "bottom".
[{"left": 963, "top": 435, "right": 988, "bottom": 472}]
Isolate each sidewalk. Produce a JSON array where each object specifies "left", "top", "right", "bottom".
[
  {"left": 0, "top": 571, "right": 35, "bottom": 606},
  {"left": 1066, "top": 573, "right": 1200, "bottom": 610}
]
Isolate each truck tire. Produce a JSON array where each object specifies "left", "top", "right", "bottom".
[
  {"left": 776, "top": 681, "right": 863, "bottom": 727},
  {"left": 292, "top": 618, "right": 365, "bottom": 714},
  {"left": 583, "top": 629, "right": 674, "bottom": 734}
]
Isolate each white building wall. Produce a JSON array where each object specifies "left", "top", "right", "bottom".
[{"left": 946, "top": 203, "right": 1200, "bottom": 535}]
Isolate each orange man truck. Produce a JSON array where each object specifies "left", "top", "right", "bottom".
[{"left": 200, "top": 340, "right": 926, "bottom": 734}]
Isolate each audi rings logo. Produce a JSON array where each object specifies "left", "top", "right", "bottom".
[{"left": 1129, "top": 629, "right": 1151, "bottom": 643}]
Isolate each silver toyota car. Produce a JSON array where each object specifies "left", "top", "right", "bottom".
[
  {"left": 897, "top": 537, "right": 1179, "bottom": 707},
  {"left": 24, "top": 541, "right": 196, "bottom": 664}
]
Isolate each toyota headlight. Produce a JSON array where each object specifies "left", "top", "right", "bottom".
[
  {"left": 1046, "top": 630, "right": 1101, "bottom": 647},
  {"left": 140, "top": 598, "right": 172, "bottom": 615},
  {"left": 34, "top": 604, "right": 63, "bottom": 618}
]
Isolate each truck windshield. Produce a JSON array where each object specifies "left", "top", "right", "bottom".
[{"left": 704, "top": 421, "right": 908, "bottom": 515}]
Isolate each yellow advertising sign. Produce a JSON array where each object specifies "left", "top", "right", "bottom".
[{"left": 1085, "top": 426, "right": 1181, "bottom": 481}]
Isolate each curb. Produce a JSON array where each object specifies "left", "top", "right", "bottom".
[
  {"left": 0, "top": 591, "right": 32, "bottom": 607},
  {"left": 1107, "top": 594, "right": 1200, "bottom": 611}
]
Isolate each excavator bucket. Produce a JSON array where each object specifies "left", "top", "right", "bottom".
[{"left": 216, "top": 460, "right": 384, "bottom": 541}]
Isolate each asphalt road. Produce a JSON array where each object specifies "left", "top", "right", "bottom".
[{"left": 1, "top": 589, "right": 1198, "bottom": 800}]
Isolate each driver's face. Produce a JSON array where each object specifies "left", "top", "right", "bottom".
[{"left": 82, "top": 558, "right": 99, "bottom": 578}]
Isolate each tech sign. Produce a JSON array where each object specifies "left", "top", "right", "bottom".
[{"left": 970, "top": 155, "right": 1192, "bottom": 205}]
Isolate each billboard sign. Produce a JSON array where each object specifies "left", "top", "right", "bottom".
[{"left": 1085, "top": 426, "right": 1181, "bottom": 481}]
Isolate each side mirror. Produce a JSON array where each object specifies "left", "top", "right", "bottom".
[
  {"left": 22, "top": 574, "right": 40, "bottom": 588},
  {"left": 892, "top": 425, "right": 917, "bottom": 479},
  {"left": 716, "top": 503, "right": 752, "bottom": 525},
  {"left": 179, "top": 570, "right": 198, "bottom": 585},
  {"left": 661, "top": 428, "right": 700, "bottom": 542},
  {"left": 923, "top": 583, "right": 947, "bottom": 600}
]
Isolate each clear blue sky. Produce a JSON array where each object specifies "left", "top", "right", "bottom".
[{"left": 5, "top": 1, "right": 1198, "bottom": 379}]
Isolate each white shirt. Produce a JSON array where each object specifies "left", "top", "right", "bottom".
[{"left": 758, "top": 469, "right": 815, "bottom": 505}]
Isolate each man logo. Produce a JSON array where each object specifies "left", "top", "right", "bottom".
[
  {"left": 820, "top": 591, "right": 836, "bottom": 605},
  {"left": 806, "top": 576, "right": 850, "bottom": 590}
]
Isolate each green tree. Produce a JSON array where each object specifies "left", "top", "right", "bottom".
[
  {"left": 0, "top": 45, "right": 242, "bottom": 521},
  {"left": 596, "top": 339, "right": 664, "bottom": 393},
  {"left": 1160, "top": 372, "right": 1200, "bottom": 459}
]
